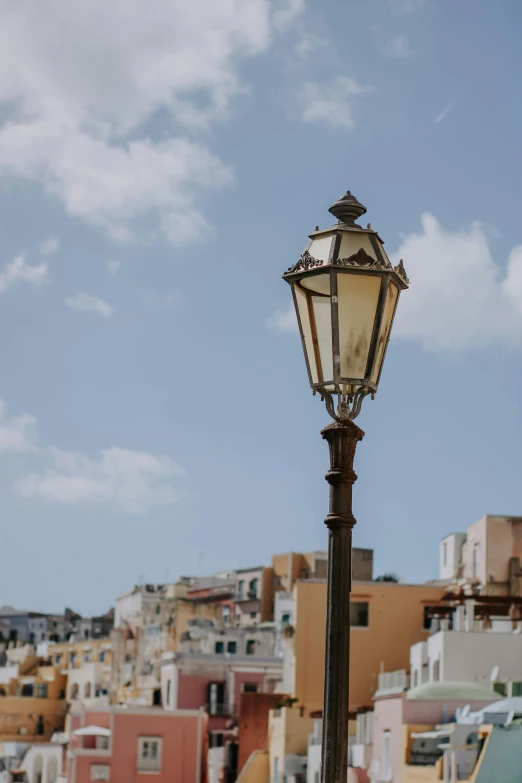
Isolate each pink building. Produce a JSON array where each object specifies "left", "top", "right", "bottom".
[
  {"left": 161, "top": 651, "right": 282, "bottom": 735},
  {"left": 370, "top": 681, "right": 498, "bottom": 782},
  {"left": 67, "top": 704, "right": 207, "bottom": 783}
]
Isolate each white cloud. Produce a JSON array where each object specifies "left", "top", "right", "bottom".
[
  {"left": 14, "top": 447, "right": 186, "bottom": 515},
  {"left": 391, "top": 214, "right": 522, "bottom": 351},
  {"left": 435, "top": 101, "right": 455, "bottom": 124},
  {"left": 107, "top": 260, "right": 121, "bottom": 275},
  {"left": 160, "top": 209, "right": 214, "bottom": 247},
  {"left": 0, "top": 254, "right": 48, "bottom": 293},
  {"left": 379, "top": 35, "right": 414, "bottom": 59},
  {"left": 40, "top": 237, "right": 59, "bottom": 256},
  {"left": 66, "top": 293, "right": 114, "bottom": 318},
  {"left": 0, "top": 0, "right": 303, "bottom": 246},
  {"left": 266, "top": 304, "right": 298, "bottom": 333},
  {"left": 297, "top": 76, "right": 372, "bottom": 130},
  {"left": 0, "top": 400, "right": 37, "bottom": 453}
]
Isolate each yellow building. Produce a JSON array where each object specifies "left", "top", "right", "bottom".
[
  {"left": 284, "top": 580, "right": 445, "bottom": 714},
  {"left": 47, "top": 637, "right": 112, "bottom": 673},
  {"left": 0, "top": 662, "right": 67, "bottom": 742},
  {"left": 268, "top": 706, "right": 314, "bottom": 783}
]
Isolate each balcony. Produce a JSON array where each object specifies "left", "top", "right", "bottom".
[
  {"left": 374, "top": 669, "right": 409, "bottom": 697},
  {"left": 206, "top": 702, "right": 230, "bottom": 717},
  {"left": 235, "top": 591, "right": 259, "bottom": 602}
]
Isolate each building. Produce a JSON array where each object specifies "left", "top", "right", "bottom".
[
  {"left": 282, "top": 580, "right": 445, "bottom": 715},
  {"left": 237, "top": 692, "right": 288, "bottom": 777},
  {"left": 271, "top": 549, "right": 373, "bottom": 593},
  {"left": 0, "top": 740, "right": 64, "bottom": 783},
  {"left": 268, "top": 705, "right": 314, "bottom": 783},
  {"left": 370, "top": 680, "right": 498, "bottom": 783},
  {"left": 233, "top": 567, "right": 274, "bottom": 627},
  {"left": 179, "top": 618, "right": 278, "bottom": 658},
  {"left": 410, "top": 626, "right": 522, "bottom": 691},
  {"left": 161, "top": 648, "right": 283, "bottom": 782},
  {"left": 0, "top": 657, "right": 67, "bottom": 743},
  {"left": 439, "top": 515, "right": 522, "bottom": 594},
  {"left": 66, "top": 704, "right": 206, "bottom": 782}
]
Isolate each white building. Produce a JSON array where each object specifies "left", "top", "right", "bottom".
[
  {"left": 439, "top": 532, "right": 467, "bottom": 581},
  {"left": 411, "top": 628, "right": 522, "bottom": 690}
]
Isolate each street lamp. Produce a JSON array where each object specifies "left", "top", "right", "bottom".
[{"left": 283, "top": 190, "right": 409, "bottom": 783}]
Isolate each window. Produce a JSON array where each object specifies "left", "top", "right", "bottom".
[
  {"left": 250, "top": 612, "right": 257, "bottom": 619},
  {"left": 209, "top": 732, "right": 224, "bottom": 748},
  {"left": 156, "top": 604, "right": 161, "bottom": 615},
  {"left": 443, "top": 542, "right": 447, "bottom": 567},
  {"left": 248, "top": 579, "right": 259, "bottom": 599},
  {"left": 55, "top": 654, "right": 61, "bottom": 665},
  {"left": 84, "top": 629, "right": 90, "bottom": 639},
  {"left": 100, "top": 651, "right": 105, "bottom": 662},
  {"left": 432, "top": 659, "right": 440, "bottom": 682},
  {"left": 70, "top": 653, "right": 76, "bottom": 666},
  {"left": 281, "top": 613, "right": 291, "bottom": 626},
  {"left": 137, "top": 737, "right": 162, "bottom": 773},
  {"left": 350, "top": 602, "right": 369, "bottom": 628},
  {"left": 215, "top": 641, "right": 224, "bottom": 654},
  {"left": 21, "top": 683, "right": 34, "bottom": 697},
  {"left": 472, "top": 547, "right": 477, "bottom": 578},
  {"left": 35, "top": 684, "right": 48, "bottom": 698},
  {"left": 246, "top": 640, "right": 255, "bottom": 655},
  {"left": 242, "top": 683, "right": 258, "bottom": 693},
  {"left": 166, "top": 679, "right": 171, "bottom": 707},
  {"left": 222, "top": 606, "right": 230, "bottom": 625},
  {"left": 382, "top": 731, "right": 391, "bottom": 780},
  {"left": 84, "top": 653, "right": 89, "bottom": 662},
  {"left": 238, "top": 580, "right": 245, "bottom": 599},
  {"left": 423, "top": 607, "right": 432, "bottom": 630},
  {"left": 274, "top": 757, "right": 279, "bottom": 783},
  {"left": 208, "top": 682, "right": 226, "bottom": 715},
  {"left": 227, "top": 641, "right": 237, "bottom": 654},
  {"left": 91, "top": 765, "right": 110, "bottom": 781}
]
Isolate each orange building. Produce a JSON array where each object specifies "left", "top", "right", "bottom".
[
  {"left": 0, "top": 662, "right": 67, "bottom": 742},
  {"left": 283, "top": 580, "right": 445, "bottom": 714}
]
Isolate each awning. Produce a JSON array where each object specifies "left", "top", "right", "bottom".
[
  {"left": 73, "top": 725, "right": 111, "bottom": 737},
  {"left": 410, "top": 730, "right": 451, "bottom": 739}
]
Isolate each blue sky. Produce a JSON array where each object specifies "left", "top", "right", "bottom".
[{"left": 1, "top": 0, "right": 522, "bottom": 614}]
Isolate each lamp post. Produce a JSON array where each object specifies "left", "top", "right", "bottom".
[{"left": 283, "top": 190, "right": 409, "bottom": 783}]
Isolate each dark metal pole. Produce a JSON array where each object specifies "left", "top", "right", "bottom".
[{"left": 320, "top": 417, "right": 364, "bottom": 783}]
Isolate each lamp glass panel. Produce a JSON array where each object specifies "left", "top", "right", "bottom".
[
  {"left": 337, "top": 272, "right": 381, "bottom": 380},
  {"left": 338, "top": 231, "right": 378, "bottom": 262},
  {"left": 311, "top": 294, "right": 333, "bottom": 383},
  {"left": 307, "top": 234, "right": 335, "bottom": 263},
  {"left": 294, "top": 283, "right": 318, "bottom": 383},
  {"left": 370, "top": 281, "right": 399, "bottom": 385}
]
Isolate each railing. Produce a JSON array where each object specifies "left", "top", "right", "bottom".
[
  {"left": 206, "top": 703, "right": 230, "bottom": 716},
  {"left": 376, "top": 669, "right": 409, "bottom": 694}
]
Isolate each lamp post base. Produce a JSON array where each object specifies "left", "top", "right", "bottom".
[{"left": 320, "top": 418, "right": 364, "bottom": 783}]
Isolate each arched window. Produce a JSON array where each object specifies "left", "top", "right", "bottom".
[
  {"left": 70, "top": 683, "right": 79, "bottom": 700},
  {"left": 84, "top": 682, "right": 92, "bottom": 698}
]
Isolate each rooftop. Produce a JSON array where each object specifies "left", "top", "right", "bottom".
[{"left": 407, "top": 681, "right": 499, "bottom": 701}]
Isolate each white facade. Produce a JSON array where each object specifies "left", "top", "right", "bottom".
[
  {"left": 67, "top": 662, "right": 109, "bottom": 704},
  {"left": 411, "top": 629, "right": 522, "bottom": 689},
  {"left": 439, "top": 533, "right": 467, "bottom": 581},
  {"left": 274, "top": 592, "right": 294, "bottom": 630},
  {"left": 114, "top": 587, "right": 145, "bottom": 629},
  {"left": 0, "top": 743, "right": 62, "bottom": 783}
]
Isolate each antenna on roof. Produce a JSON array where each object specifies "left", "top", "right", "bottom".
[{"left": 490, "top": 665, "right": 499, "bottom": 682}]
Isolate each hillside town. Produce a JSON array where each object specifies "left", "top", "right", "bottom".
[{"left": 0, "top": 513, "right": 521, "bottom": 782}]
